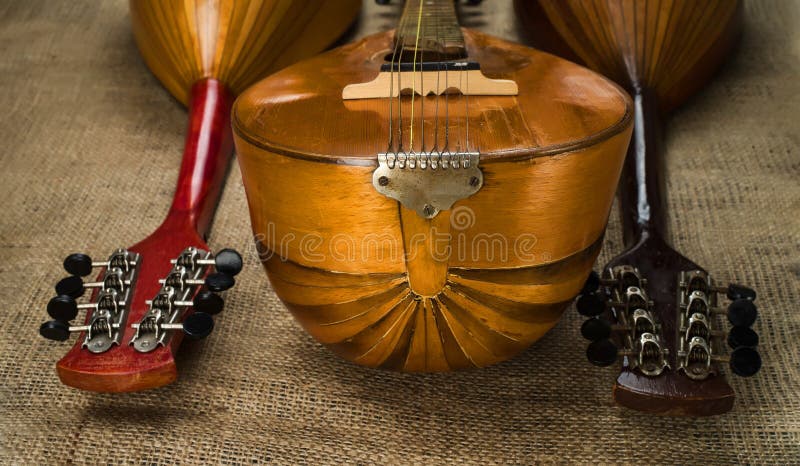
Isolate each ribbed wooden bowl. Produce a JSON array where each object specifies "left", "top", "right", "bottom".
[
  {"left": 130, "top": 0, "right": 361, "bottom": 104},
  {"left": 233, "top": 29, "right": 634, "bottom": 371}
]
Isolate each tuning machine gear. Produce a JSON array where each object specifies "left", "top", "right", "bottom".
[
  {"left": 40, "top": 250, "right": 140, "bottom": 353},
  {"left": 576, "top": 266, "right": 669, "bottom": 376},
  {"left": 130, "top": 247, "right": 240, "bottom": 352},
  {"left": 677, "top": 270, "right": 761, "bottom": 379}
]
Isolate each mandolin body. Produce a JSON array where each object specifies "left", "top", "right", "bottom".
[{"left": 233, "top": 29, "right": 633, "bottom": 371}]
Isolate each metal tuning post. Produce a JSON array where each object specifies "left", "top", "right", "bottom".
[
  {"left": 676, "top": 270, "right": 761, "bottom": 379},
  {"left": 40, "top": 249, "right": 140, "bottom": 353},
  {"left": 577, "top": 267, "right": 669, "bottom": 376},
  {"left": 130, "top": 247, "right": 238, "bottom": 352}
]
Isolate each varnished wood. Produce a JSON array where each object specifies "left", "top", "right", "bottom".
[
  {"left": 54, "top": 0, "right": 360, "bottom": 392},
  {"left": 233, "top": 29, "right": 633, "bottom": 371},
  {"left": 530, "top": 0, "right": 744, "bottom": 415},
  {"left": 130, "top": 0, "right": 361, "bottom": 105}
]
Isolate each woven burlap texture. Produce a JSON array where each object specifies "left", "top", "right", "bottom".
[{"left": 1, "top": 0, "right": 798, "bottom": 464}]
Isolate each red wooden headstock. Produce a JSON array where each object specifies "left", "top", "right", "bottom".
[
  {"left": 38, "top": 79, "right": 242, "bottom": 392},
  {"left": 574, "top": 232, "right": 761, "bottom": 416}
]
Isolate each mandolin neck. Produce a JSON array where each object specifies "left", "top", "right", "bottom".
[
  {"left": 395, "top": 0, "right": 467, "bottom": 61},
  {"left": 618, "top": 87, "right": 668, "bottom": 247},
  {"left": 165, "top": 78, "right": 234, "bottom": 237}
]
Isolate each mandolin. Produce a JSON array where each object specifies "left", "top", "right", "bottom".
[
  {"left": 37, "top": 0, "right": 360, "bottom": 392},
  {"left": 528, "top": 0, "right": 762, "bottom": 415},
  {"left": 232, "top": 0, "right": 633, "bottom": 371}
]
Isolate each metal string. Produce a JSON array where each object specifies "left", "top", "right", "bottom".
[
  {"left": 408, "top": 0, "right": 424, "bottom": 153},
  {"left": 386, "top": 20, "right": 404, "bottom": 153}
]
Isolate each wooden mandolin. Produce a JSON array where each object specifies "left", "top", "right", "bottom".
[
  {"left": 527, "top": 0, "right": 762, "bottom": 415},
  {"left": 38, "top": 0, "right": 360, "bottom": 392},
  {"left": 233, "top": 0, "right": 633, "bottom": 371}
]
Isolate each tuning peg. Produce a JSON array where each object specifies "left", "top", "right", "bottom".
[
  {"left": 580, "top": 318, "right": 612, "bottom": 341},
  {"left": 63, "top": 253, "right": 93, "bottom": 276},
  {"left": 721, "top": 283, "right": 756, "bottom": 301},
  {"left": 729, "top": 347, "right": 762, "bottom": 377},
  {"left": 196, "top": 249, "right": 243, "bottom": 276},
  {"left": 62, "top": 250, "right": 137, "bottom": 276},
  {"left": 39, "top": 320, "right": 71, "bottom": 341},
  {"left": 205, "top": 272, "right": 235, "bottom": 292},
  {"left": 146, "top": 289, "right": 224, "bottom": 315},
  {"left": 586, "top": 339, "right": 619, "bottom": 366},
  {"left": 46, "top": 295, "right": 95, "bottom": 321},
  {"left": 161, "top": 272, "right": 235, "bottom": 291},
  {"left": 192, "top": 291, "right": 224, "bottom": 315},
  {"left": 727, "top": 299, "right": 758, "bottom": 327},
  {"left": 728, "top": 326, "right": 759, "bottom": 349},
  {"left": 55, "top": 276, "right": 85, "bottom": 298},
  {"left": 580, "top": 270, "right": 600, "bottom": 295},
  {"left": 375, "top": 0, "right": 390, "bottom": 4},
  {"left": 576, "top": 292, "right": 605, "bottom": 317},
  {"left": 39, "top": 319, "right": 119, "bottom": 342},
  {"left": 56, "top": 270, "right": 130, "bottom": 298},
  {"left": 151, "top": 312, "right": 215, "bottom": 340}
]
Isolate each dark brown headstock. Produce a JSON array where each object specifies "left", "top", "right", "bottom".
[{"left": 574, "top": 232, "right": 761, "bottom": 416}]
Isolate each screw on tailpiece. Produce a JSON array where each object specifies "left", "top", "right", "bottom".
[
  {"left": 378, "top": 176, "right": 390, "bottom": 186},
  {"left": 469, "top": 176, "right": 479, "bottom": 187},
  {"left": 423, "top": 204, "right": 435, "bottom": 217}
]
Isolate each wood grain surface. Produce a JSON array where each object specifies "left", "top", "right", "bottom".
[{"left": 233, "top": 28, "right": 633, "bottom": 371}]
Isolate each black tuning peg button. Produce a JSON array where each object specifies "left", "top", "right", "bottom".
[
  {"left": 39, "top": 320, "right": 71, "bottom": 341},
  {"left": 581, "top": 318, "right": 612, "bottom": 341},
  {"left": 47, "top": 295, "right": 78, "bottom": 321},
  {"left": 726, "top": 283, "right": 756, "bottom": 301},
  {"left": 728, "top": 299, "right": 758, "bottom": 327},
  {"left": 580, "top": 270, "right": 600, "bottom": 295},
  {"left": 182, "top": 312, "right": 215, "bottom": 339},
  {"left": 205, "top": 272, "right": 235, "bottom": 292},
  {"left": 193, "top": 290, "right": 224, "bottom": 315},
  {"left": 586, "top": 339, "right": 618, "bottom": 366},
  {"left": 55, "top": 276, "right": 85, "bottom": 299},
  {"left": 214, "top": 249, "right": 243, "bottom": 276},
  {"left": 374, "top": 0, "right": 390, "bottom": 4},
  {"left": 729, "top": 347, "right": 762, "bottom": 377},
  {"left": 64, "top": 253, "right": 93, "bottom": 277},
  {"left": 728, "top": 326, "right": 759, "bottom": 349},
  {"left": 576, "top": 293, "right": 605, "bottom": 317}
]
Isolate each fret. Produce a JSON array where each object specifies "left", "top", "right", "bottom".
[{"left": 395, "top": 0, "right": 467, "bottom": 61}]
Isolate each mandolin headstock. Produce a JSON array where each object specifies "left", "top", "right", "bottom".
[
  {"left": 39, "top": 224, "right": 242, "bottom": 392},
  {"left": 574, "top": 233, "right": 761, "bottom": 416}
]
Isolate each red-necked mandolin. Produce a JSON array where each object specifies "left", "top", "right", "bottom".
[
  {"left": 523, "top": 0, "right": 762, "bottom": 415},
  {"left": 38, "top": 0, "right": 360, "bottom": 392},
  {"left": 232, "top": 0, "right": 633, "bottom": 371}
]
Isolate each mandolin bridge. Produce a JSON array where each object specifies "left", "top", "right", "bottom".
[{"left": 373, "top": 151, "right": 482, "bottom": 218}]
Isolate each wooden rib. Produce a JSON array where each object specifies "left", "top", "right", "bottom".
[
  {"left": 538, "top": 0, "right": 739, "bottom": 110},
  {"left": 432, "top": 296, "right": 505, "bottom": 368},
  {"left": 289, "top": 288, "right": 413, "bottom": 345},
  {"left": 447, "top": 273, "right": 586, "bottom": 305},
  {"left": 430, "top": 298, "right": 476, "bottom": 370},
  {"left": 443, "top": 285, "right": 562, "bottom": 340},
  {"left": 261, "top": 249, "right": 406, "bottom": 288},
  {"left": 129, "top": 0, "right": 361, "bottom": 104},
  {"left": 347, "top": 299, "right": 419, "bottom": 367}
]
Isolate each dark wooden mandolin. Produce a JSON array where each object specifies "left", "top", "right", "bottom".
[
  {"left": 233, "top": 0, "right": 633, "bottom": 371},
  {"left": 525, "top": 0, "right": 762, "bottom": 415},
  {"left": 37, "top": 0, "right": 360, "bottom": 392}
]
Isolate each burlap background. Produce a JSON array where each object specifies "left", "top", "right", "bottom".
[{"left": 1, "top": 0, "right": 798, "bottom": 464}]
